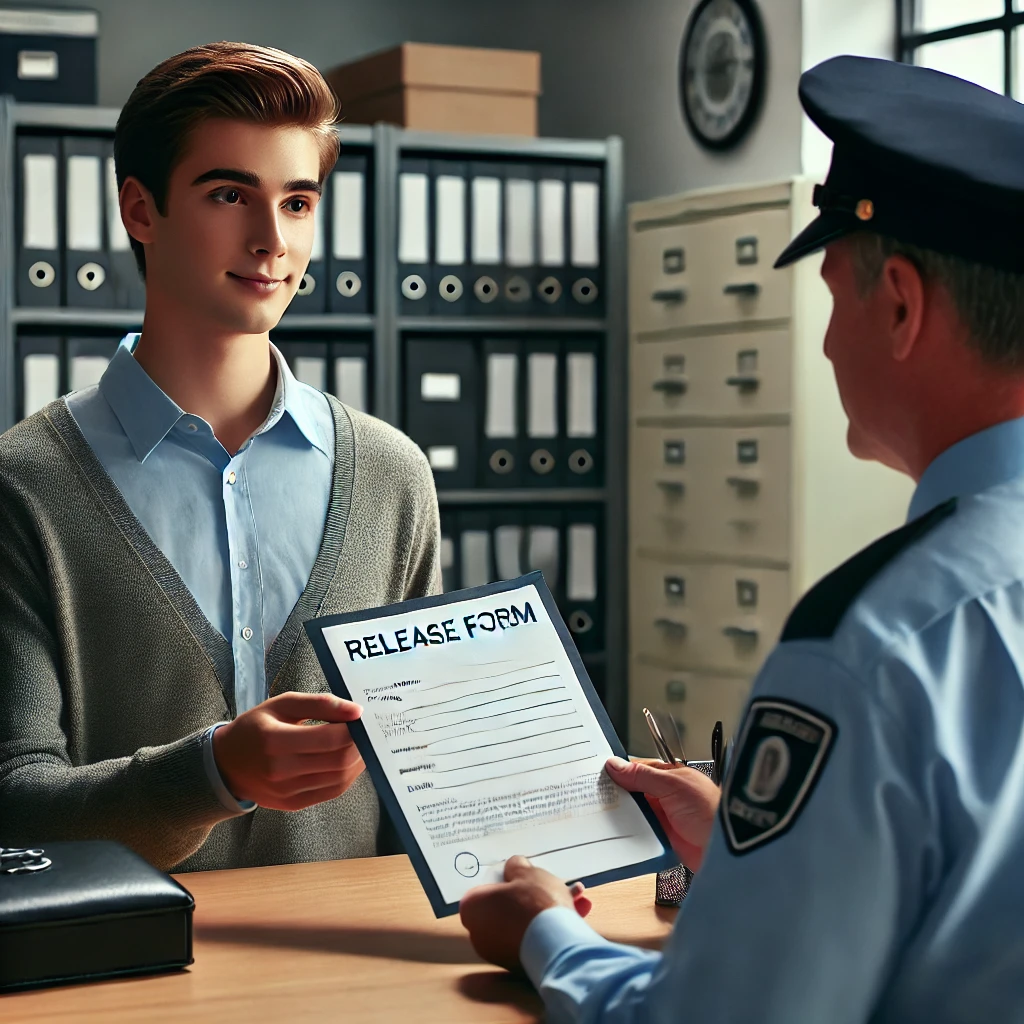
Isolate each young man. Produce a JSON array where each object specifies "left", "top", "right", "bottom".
[
  {"left": 460, "top": 57, "right": 1024, "bottom": 1021},
  {"left": 0, "top": 42, "right": 440, "bottom": 872}
]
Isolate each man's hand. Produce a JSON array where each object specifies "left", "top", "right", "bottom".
[
  {"left": 459, "top": 855, "right": 593, "bottom": 974},
  {"left": 212, "top": 692, "right": 365, "bottom": 810},
  {"left": 605, "top": 756, "right": 720, "bottom": 871}
]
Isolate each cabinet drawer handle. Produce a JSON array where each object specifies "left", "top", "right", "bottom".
[
  {"left": 656, "top": 480, "right": 685, "bottom": 497},
  {"left": 652, "top": 289, "right": 686, "bottom": 303},
  {"left": 726, "top": 476, "right": 760, "bottom": 495},
  {"left": 725, "top": 375, "right": 760, "bottom": 391},
  {"left": 652, "top": 378, "right": 688, "bottom": 395},
  {"left": 655, "top": 617, "right": 688, "bottom": 637},
  {"left": 723, "top": 625, "right": 759, "bottom": 641},
  {"left": 723, "top": 283, "right": 760, "bottom": 297}
]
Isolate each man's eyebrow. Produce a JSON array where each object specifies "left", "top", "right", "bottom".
[{"left": 191, "top": 168, "right": 322, "bottom": 195}]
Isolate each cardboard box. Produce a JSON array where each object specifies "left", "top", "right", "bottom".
[{"left": 325, "top": 42, "right": 541, "bottom": 137}]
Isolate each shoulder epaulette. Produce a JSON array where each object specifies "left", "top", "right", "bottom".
[{"left": 780, "top": 496, "right": 957, "bottom": 642}]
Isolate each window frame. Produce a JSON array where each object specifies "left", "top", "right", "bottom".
[{"left": 896, "top": 0, "right": 1024, "bottom": 96}]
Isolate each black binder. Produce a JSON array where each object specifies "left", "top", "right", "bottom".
[
  {"left": 564, "top": 336, "right": 602, "bottom": 487},
  {"left": 491, "top": 506, "right": 527, "bottom": 582},
  {"left": 564, "top": 506, "right": 603, "bottom": 654},
  {"left": 481, "top": 337, "right": 523, "bottom": 487},
  {"left": 102, "top": 136, "right": 144, "bottom": 311},
  {"left": 0, "top": 841, "right": 193, "bottom": 992},
  {"left": 455, "top": 508, "right": 495, "bottom": 588},
  {"left": 524, "top": 507, "right": 564, "bottom": 608},
  {"left": 66, "top": 336, "right": 117, "bottom": 394},
  {"left": 536, "top": 164, "right": 570, "bottom": 316},
  {"left": 16, "top": 134, "right": 62, "bottom": 308},
  {"left": 467, "top": 161, "right": 504, "bottom": 313},
  {"left": 568, "top": 164, "right": 604, "bottom": 315},
  {"left": 397, "top": 158, "right": 431, "bottom": 315},
  {"left": 63, "top": 135, "right": 113, "bottom": 308},
  {"left": 404, "top": 337, "right": 478, "bottom": 489},
  {"left": 524, "top": 338, "right": 564, "bottom": 486},
  {"left": 501, "top": 165, "right": 538, "bottom": 315},
  {"left": 430, "top": 159, "right": 470, "bottom": 315},
  {"left": 439, "top": 510, "right": 458, "bottom": 592},
  {"left": 288, "top": 171, "right": 327, "bottom": 313},
  {"left": 331, "top": 338, "right": 371, "bottom": 413},
  {"left": 327, "top": 151, "right": 370, "bottom": 314},
  {"left": 279, "top": 339, "right": 329, "bottom": 392}
]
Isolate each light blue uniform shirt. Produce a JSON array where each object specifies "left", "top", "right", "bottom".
[
  {"left": 66, "top": 335, "right": 334, "bottom": 812},
  {"left": 521, "top": 416, "right": 1024, "bottom": 1022}
]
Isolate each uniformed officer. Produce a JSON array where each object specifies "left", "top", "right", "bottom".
[{"left": 459, "top": 55, "right": 1024, "bottom": 1022}]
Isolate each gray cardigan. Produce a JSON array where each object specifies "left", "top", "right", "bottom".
[{"left": 0, "top": 396, "right": 441, "bottom": 872}]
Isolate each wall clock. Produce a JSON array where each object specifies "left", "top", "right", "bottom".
[{"left": 679, "top": 0, "right": 767, "bottom": 151}]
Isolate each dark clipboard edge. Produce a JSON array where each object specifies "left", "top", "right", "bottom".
[{"left": 304, "top": 570, "right": 676, "bottom": 918}]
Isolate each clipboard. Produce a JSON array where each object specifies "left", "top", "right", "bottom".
[{"left": 305, "top": 571, "right": 676, "bottom": 917}]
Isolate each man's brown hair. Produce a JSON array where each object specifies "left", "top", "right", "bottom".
[{"left": 114, "top": 41, "right": 341, "bottom": 279}]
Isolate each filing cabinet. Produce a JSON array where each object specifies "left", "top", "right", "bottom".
[{"left": 627, "top": 179, "right": 915, "bottom": 757}]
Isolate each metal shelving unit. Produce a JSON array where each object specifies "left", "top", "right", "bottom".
[{"left": 0, "top": 102, "right": 628, "bottom": 736}]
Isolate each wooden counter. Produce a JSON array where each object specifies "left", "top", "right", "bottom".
[{"left": 3, "top": 854, "right": 677, "bottom": 1023}]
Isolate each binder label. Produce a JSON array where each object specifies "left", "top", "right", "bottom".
[
  {"left": 23, "top": 153, "right": 58, "bottom": 250},
  {"left": 435, "top": 175, "right": 466, "bottom": 265},
  {"left": 332, "top": 170, "right": 365, "bottom": 260},
  {"left": 571, "top": 181, "right": 600, "bottom": 267},
  {"left": 421, "top": 372, "right": 461, "bottom": 401},
  {"left": 67, "top": 155, "right": 102, "bottom": 251},
  {"left": 471, "top": 177, "right": 501, "bottom": 264}
]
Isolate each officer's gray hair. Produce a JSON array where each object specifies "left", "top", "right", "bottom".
[{"left": 847, "top": 232, "right": 1024, "bottom": 370}]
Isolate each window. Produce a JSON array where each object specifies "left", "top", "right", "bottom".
[{"left": 897, "top": 0, "right": 1024, "bottom": 97}]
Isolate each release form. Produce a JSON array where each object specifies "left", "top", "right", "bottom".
[{"left": 306, "top": 573, "right": 673, "bottom": 915}]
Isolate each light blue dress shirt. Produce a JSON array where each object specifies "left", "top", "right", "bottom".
[
  {"left": 66, "top": 335, "right": 334, "bottom": 812},
  {"left": 520, "top": 416, "right": 1024, "bottom": 1022}
]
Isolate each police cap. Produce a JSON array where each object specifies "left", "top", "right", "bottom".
[{"left": 775, "top": 55, "right": 1024, "bottom": 272}]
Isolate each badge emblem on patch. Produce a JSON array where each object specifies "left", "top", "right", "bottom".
[{"left": 721, "top": 698, "right": 836, "bottom": 855}]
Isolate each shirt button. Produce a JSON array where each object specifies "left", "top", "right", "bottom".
[
  {"left": 187, "top": 423, "right": 198, "bottom": 432},
  {"left": 227, "top": 471, "right": 237, "bottom": 485},
  {"left": 240, "top": 626, "right": 253, "bottom": 641},
  {"left": 238, "top": 559, "right": 248, "bottom": 569}
]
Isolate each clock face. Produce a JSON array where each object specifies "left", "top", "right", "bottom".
[{"left": 680, "top": 0, "right": 766, "bottom": 150}]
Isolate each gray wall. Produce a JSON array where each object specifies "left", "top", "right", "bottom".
[{"left": 25, "top": 0, "right": 812, "bottom": 203}]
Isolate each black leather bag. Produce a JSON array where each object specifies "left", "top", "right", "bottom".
[{"left": 0, "top": 840, "right": 194, "bottom": 991}]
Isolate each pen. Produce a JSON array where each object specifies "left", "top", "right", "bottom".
[
  {"left": 643, "top": 707, "right": 684, "bottom": 766},
  {"left": 711, "top": 720, "right": 724, "bottom": 786}
]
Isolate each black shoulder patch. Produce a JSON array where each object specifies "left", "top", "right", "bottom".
[
  {"left": 781, "top": 497, "right": 957, "bottom": 642},
  {"left": 721, "top": 698, "right": 837, "bottom": 855}
]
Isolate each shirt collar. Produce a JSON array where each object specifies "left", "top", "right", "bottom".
[
  {"left": 99, "top": 334, "right": 331, "bottom": 463},
  {"left": 907, "top": 416, "right": 1024, "bottom": 521}
]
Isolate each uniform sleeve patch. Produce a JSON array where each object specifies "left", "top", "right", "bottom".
[{"left": 721, "top": 698, "right": 837, "bottom": 855}]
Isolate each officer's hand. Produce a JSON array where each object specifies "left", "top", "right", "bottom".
[
  {"left": 605, "top": 756, "right": 720, "bottom": 871},
  {"left": 212, "top": 692, "right": 365, "bottom": 810},
  {"left": 459, "top": 855, "right": 593, "bottom": 974}
]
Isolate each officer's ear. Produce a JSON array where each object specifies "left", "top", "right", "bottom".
[{"left": 879, "top": 254, "right": 926, "bottom": 363}]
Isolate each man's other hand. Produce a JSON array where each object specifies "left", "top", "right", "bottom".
[
  {"left": 605, "top": 756, "right": 720, "bottom": 871},
  {"left": 459, "top": 855, "right": 592, "bottom": 973},
  {"left": 212, "top": 692, "right": 365, "bottom": 810}
]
